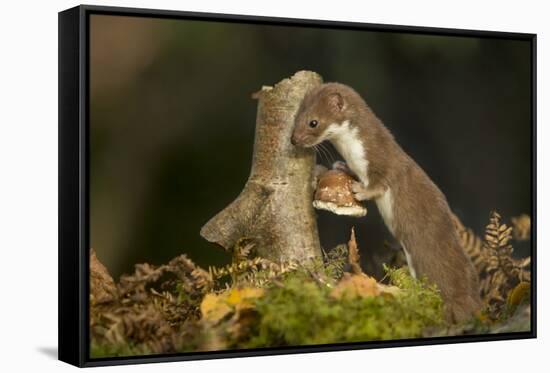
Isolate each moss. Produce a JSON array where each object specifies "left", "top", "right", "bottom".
[{"left": 242, "top": 268, "right": 444, "bottom": 348}]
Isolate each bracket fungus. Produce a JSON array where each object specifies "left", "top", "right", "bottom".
[{"left": 313, "top": 169, "right": 367, "bottom": 217}]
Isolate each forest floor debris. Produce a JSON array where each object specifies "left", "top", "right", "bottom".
[{"left": 90, "top": 211, "right": 531, "bottom": 358}]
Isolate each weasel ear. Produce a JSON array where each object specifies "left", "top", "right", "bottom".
[{"left": 328, "top": 92, "right": 345, "bottom": 113}]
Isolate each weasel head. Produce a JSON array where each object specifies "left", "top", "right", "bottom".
[{"left": 291, "top": 83, "right": 360, "bottom": 148}]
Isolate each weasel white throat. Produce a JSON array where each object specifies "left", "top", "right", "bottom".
[{"left": 324, "top": 120, "right": 369, "bottom": 187}]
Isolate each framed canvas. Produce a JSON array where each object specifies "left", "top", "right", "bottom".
[{"left": 58, "top": 4, "right": 536, "bottom": 367}]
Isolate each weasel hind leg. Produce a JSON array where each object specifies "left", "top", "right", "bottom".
[
  {"left": 446, "top": 294, "right": 482, "bottom": 323},
  {"left": 443, "top": 269, "right": 482, "bottom": 323}
]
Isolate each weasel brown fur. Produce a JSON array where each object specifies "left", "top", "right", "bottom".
[{"left": 291, "top": 82, "right": 482, "bottom": 322}]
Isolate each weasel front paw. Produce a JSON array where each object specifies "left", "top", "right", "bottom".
[
  {"left": 351, "top": 181, "right": 370, "bottom": 201},
  {"left": 333, "top": 161, "right": 350, "bottom": 173},
  {"left": 312, "top": 164, "right": 329, "bottom": 189}
]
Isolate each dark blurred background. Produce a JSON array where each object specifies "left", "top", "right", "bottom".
[{"left": 89, "top": 15, "right": 532, "bottom": 279}]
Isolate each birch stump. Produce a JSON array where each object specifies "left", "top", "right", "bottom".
[{"left": 200, "top": 71, "right": 323, "bottom": 263}]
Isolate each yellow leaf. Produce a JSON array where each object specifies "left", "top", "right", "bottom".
[
  {"left": 200, "top": 293, "right": 232, "bottom": 323},
  {"left": 507, "top": 282, "right": 530, "bottom": 306},
  {"left": 200, "top": 287, "right": 265, "bottom": 324},
  {"left": 227, "top": 287, "right": 264, "bottom": 309}
]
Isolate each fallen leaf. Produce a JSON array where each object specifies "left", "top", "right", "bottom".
[
  {"left": 507, "top": 282, "right": 530, "bottom": 306},
  {"left": 200, "top": 293, "right": 232, "bottom": 324},
  {"left": 330, "top": 273, "right": 380, "bottom": 300},
  {"left": 200, "top": 287, "right": 265, "bottom": 324}
]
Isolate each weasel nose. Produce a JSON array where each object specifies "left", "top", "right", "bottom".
[{"left": 290, "top": 136, "right": 297, "bottom": 146}]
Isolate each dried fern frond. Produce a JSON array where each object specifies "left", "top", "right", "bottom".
[
  {"left": 511, "top": 214, "right": 531, "bottom": 241},
  {"left": 454, "top": 211, "right": 531, "bottom": 319},
  {"left": 478, "top": 211, "right": 531, "bottom": 319},
  {"left": 453, "top": 215, "right": 485, "bottom": 274},
  {"left": 90, "top": 253, "right": 210, "bottom": 355},
  {"left": 210, "top": 255, "right": 300, "bottom": 288},
  {"left": 118, "top": 254, "right": 212, "bottom": 296},
  {"left": 232, "top": 238, "right": 256, "bottom": 263}
]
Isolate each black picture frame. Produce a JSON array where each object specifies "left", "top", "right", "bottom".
[{"left": 58, "top": 4, "right": 537, "bottom": 367}]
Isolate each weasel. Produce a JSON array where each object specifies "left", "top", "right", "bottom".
[{"left": 291, "top": 82, "right": 482, "bottom": 322}]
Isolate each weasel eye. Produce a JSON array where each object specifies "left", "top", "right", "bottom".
[{"left": 309, "top": 120, "right": 318, "bottom": 128}]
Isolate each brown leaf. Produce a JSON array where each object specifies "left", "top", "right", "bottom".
[
  {"left": 90, "top": 248, "right": 117, "bottom": 304},
  {"left": 348, "top": 227, "right": 363, "bottom": 275},
  {"left": 511, "top": 214, "right": 531, "bottom": 241},
  {"left": 330, "top": 273, "right": 380, "bottom": 300}
]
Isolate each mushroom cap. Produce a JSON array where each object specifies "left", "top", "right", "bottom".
[{"left": 313, "top": 170, "right": 367, "bottom": 217}]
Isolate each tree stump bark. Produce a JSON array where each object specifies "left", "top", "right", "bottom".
[{"left": 200, "top": 71, "right": 323, "bottom": 263}]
